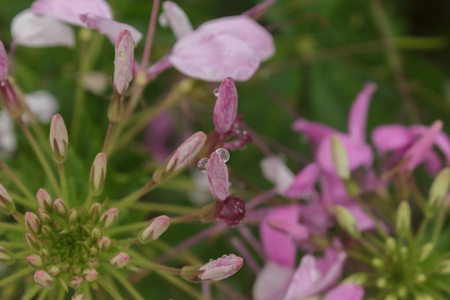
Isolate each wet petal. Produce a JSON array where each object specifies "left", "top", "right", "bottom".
[
  {"left": 253, "top": 262, "right": 293, "bottom": 300},
  {"left": 24, "top": 90, "right": 59, "bottom": 123},
  {"left": 348, "top": 83, "right": 377, "bottom": 142},
  {"left": 161, "top": 1, "right": 193, "bottom": 39},
  {"left": 261, "top": 205, "right": 300, "bottom": 268},
  {"left": 31, "top": 0, "right": 113, "bottom": 26},
  {"left": 207, "top": 152, "right": 229, "bottom": 201},
  {"left": 213, "top": 77, "right": 238, "bottom": 134},
  {"left": 80, "top": 14, "right": 142, "bottom": 45},
  {"left": 11, "top": 10, "right": 75, "bottom": 48},
  {"left": 198, "top": 15, "right": 274, "bottom": 61},
  {"left": 285, "top": 163, "right": 320, "bottom": 199},
  {"left": 260, "top": 157, "right": 295, "bottom": 195},
  {"left": 169, "top": 31, "right": 260, "bottom": 82},
  {"left": 323, "top": 283, "right": 364, "bottom": 300},
  {"left": 292, "top": 118, "right": 337, "bottom": 148}
]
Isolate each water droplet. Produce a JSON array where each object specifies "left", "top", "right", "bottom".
[
  {"left": 213, "top": 88, "right": 219, "bottom": 97},
  {"left": 197, "top": 158, "right": 209, "bottom": 173},
  {"left": 228, "top": 182, "right": 232, "bottom": 187},
  {"left": 159, "top": 13, "right": 168, "bottom": 27},
  {"left": 215, "top": 148, "right": 230, "bottom": 163},
  {"left": 117, "top": 51, "right": 125, "bottom": 58}
]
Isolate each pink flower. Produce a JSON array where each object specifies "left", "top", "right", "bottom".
[
  {"left": 207, "top": 152, "right": 230, "bottom": 202},
  {"left": 161, "top": 2, "right": 274, "bottom": 82},
  {"left": 213, "top": 77, "right": 238, "bottom": 134},
  {"left": 323, "top": 283, "right": 364, "bottom": 300},
  {"left": 113, "top": 30, "right": 135, "bottom": 93},
  {"left": 198, "top": 254, "right": 243, "bottom": 281}
]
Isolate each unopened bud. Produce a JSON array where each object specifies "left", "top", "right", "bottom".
[
  {"left": 438, "top": 260, "right": 450, "bottom": 274},
  {"left": 0, "top": 41, "right": 7, "bottom": 82},
  {"left": 415, "top": 273, "right": 426, "bottom": 283},
  {"left": 89, "top": 246, "right": 98, "bottom": 256},
  {"left": 97, "top": 236, "right": 111, "bottom": 251},
  {"left": 69, "top": 276, "right": 83, "bottom": 288},
  {"left": 114, "top": 30, "right": 134, "bottom": 94},
  {"left": 427, "top": 168, "right": 450, "bottom": 216},
  {"left": 386, "top": 237, "right": 396, "bottom": 254},
  {"left": 25, "top": 212, "right": 41, "bottom": 234},
  {"left": 0, "top": 183, "right": 15, "bottom": 215},
  {"left": 331, "top": 135, "right": 350, "bottom": 180},
  {"left": 181, "top": 254, "right": 243, "bottom": 282},
  {"left": 110, "top": 252, "right": 130, "bottom": 268},
  {"left": 396, "top": 201, "right": 411, "bottom": 237},
  {"left": 82, "top": 268, "right": 98, "bottom": 282},
  {"left": 99, "top": 208, "right": 118, "bottom": 228},
  {"left": 41, "top": 225, "right": 52, "bottom": 237},
  {"left": 335, "top": 205, "right": 360, "bottom": 238},
  {"left": 89, "top": 152, "right": 107, "bottom": 196},
  {"left": 53, "top": 198, "right": 68, "bottom": 216},
  {"left": 419, "top": 243, "right": 434, "bottom": 262},
  {"left": 36, "top": 188, "right": 52, "bottom": 211},
  {"left": 68, "top": 209, "right": 78, "bottom": 223},
  {"left": 0, "top": 247, "right": 14, "bottom": 264},
  {"left": 213, "top": 77, "right": 238, "bottom": 134},
  {"left": 25, "top": 233, "right": 40, "bottom": 251},
  {"left": 49, "top": 114, "right": 68, "bottom": 163},
  {"left": 91, "top": 227, "right": 102, "bottom": 240},
  {"left": 47, "top": 265, "right": 60, "bottom": 277},
  {"left": 164, "top": 132, "right": 207, "bottom": 173},
  {"left": 371, "top": 258, "right": 383, "bottom": 268},
  {"left": 138, "top": 215, "right": 170, "bottom": 244},
  {"left": 39, "top": 248, "right": 49, "bottom": 260},
  {"left": 0, "top": 80, "right": 23, "bottom": 119},
  {"left": 34, "top": 270, "right": 54, "bottom": 288},
  {"left": 72, "top": 293, "right": 87, "bottom": 300},
  {"left": 37, "top": 208, "right": 51, "bottom": 224},
  {"left": 89, "top": 203, "right": 102, "bottom": 222},
  {"left": 108, "top": 91, "right": 124, "bottom": 122}
]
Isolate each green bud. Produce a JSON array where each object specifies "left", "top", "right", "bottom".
[
  {"left": 427, "top": 168, "right": 450, "bottom": 216},
  {"left": 53, "top": 198, "right": 68, "bottom": 216},
  {"left": 331, "top": 135, "right": 350, "bottom": 180},
  {"left": 0, "top": 184, "right": 15, "bottom": 215},
  {"left": 376, "top": 277, "right": 386, "bottom": 288},
  {"left": 89, "top": 203, "right": 102, "bottom": 222},
  {"left": 419, "top": 243, "right": 433, "bottom": 262},
  {"left": 0, "top": 247, "right": 14, "bottom": 264},
  {"left": 68, "top": 209, "right": 78, "bottom": 223},
  {"left": 438, "top": 260, "right": 450, "bottom": 274},
  {"left": 396, "top": 201, "right": 411, "bottom": 237},
  {"left": 415, "top": 273, "right": 426, "bottom": 283},
  {"left": 371, "top": 258, "right": 383, "bottom": 268},
  {"left": 108, "top": 91, "right": 124, "bottom": 122},
  {"left": 180, "top": 266, "right": 204, "bottom": 282},
  {"left": 343, "top": 272, "right": 367, "bottom": 285},
  {"left": 335, "top": 205, "right": 360, "bottom": 238},
  {"left": 386, "top": 237, "right": 396, "bottom": 254},
  {"left": 89, "top": 153, "right": 107, "bottom": 196}
]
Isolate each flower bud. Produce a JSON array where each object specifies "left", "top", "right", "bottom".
[
  {"left": 213, "top": 77, "right": 238, "bottom": 134},
  {"left": 25, "top": 233, "right": 40, "bottom": 251},
  {"left": 0, "top": 183, "right": 15, "bottom": 215},
  {"left": 138, "top": 215, "right": 170, "bottom": 244},
  {"left": 68, "top": 209, "right": 78, "bottom": 223},
  {"left": 82, "top": 268, "right": 98, "bottom": 282},
  {"left": 47, "top": 265, "right": 60, "bottom": 277},
  {"left": 419, "top": 243, "right": 434, "bottom": 262},
  {"left": 427, "top": 168, "right": 450, "bottom": 216},
  {"left": 99, "top": 208, "right": 118, "bottom": 228},
  {"left": 34, "top": 270, "right": 54, "bottom": 288},
  {"left": 41, "top": 225, "right": 52, "bottom": 237},
  {"left": 207, "top": 151, "right": 230, "bottom": 201},
  {"left": 0, "top": 40, "right": 7, "bottom": 82},
  {"left": 91, "top": 227, "right": 102, "bottom": 240},
  {"left": 37, "top": 208, "right": 51, "bottom": 224},
  {"left": 386, "top": 237, "right": 396, "bottom": 254},
  {"left": 335, "top": 206, "right": 360, "bottom": 238},
  {"left": 164, "top": 132, "right": 207, "bottom": 173},
  {"left": 108, "top": 91, "right": 124, "bottom": 122},
  {"left": 0, "top": 247, "right": 14, "bottom": 264},
  {"left": 89, "top": 246, "right": 98, "bottom": 256},
  {"left": 89, "top": 152, "right": 107, "bottom": 196},
  {"left": 114, "top": 30, "right": 134, "bottom": 94},
  {"left": 396, "top": 201, "right": 411, "bottom": 237},
  {"left": 36, "top": 188, "right": 52, "bottom": 211},
  {"left": 438, "top": 260, "right": 450, "bottom": 274},
  {"left": 25, "top": 212, "right": 41, "bottom": 234},
  {"left": 39, "top": 248, "right": 49, "bottom": 260},
  {"left": 89, "top": 203, "right": 102, "bottom": 222},
  {"left": 72, "top": 293, "right": 87, "bottom": 300},
  {"left": 331, "top": 135, "right": 350, "bottom": 180},
  {"left": 110, "top": 252, "right": 130, "bottom": 269},
  {"left": 181, "top": 254, "right": 243, "bottom": 282},
  {"left": 97, "top": 236, "right": 111, "bottom": 251},
  {"left": 53, "top": 198, "right": 68, "bottom": 216},
  {"left": 49, "top": 114, "right": 68, "bottom": 163},
  {"left": 69, "top": 276, "right": 83, "bottom": 288}
]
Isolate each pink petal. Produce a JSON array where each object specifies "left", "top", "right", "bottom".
[
  {"left": 320, "top": 174, "right": 349, "bottom": 205},
  {"left": 261, "top": 205, "right": 300, "bottom": 268},
  {"left": 323, "top": 283, "right": 364, "bottom": 300},
  {"left": 0, "top": 40, "right": 7, "bottom": 81},
  {"left": 348, "top": 83, "right": 377, "bottom": 142},
  {"left": 316, "top": 134, "right": 373, "bottom": 176},
  {"left": 207, "top": 152, "right": 229, "bottom": 201},
  {"left": 412, "top": 125, "right": 450, "bottom": 167},
  {"left": 268, "top": 220, "right": 310, "bottom": 242},
  {"left": 403, "top": 121, "right": 442, "bottom": 171},
  {"left": 80, "top": 14, "right": 142, "bottom": 45},
  {"left": 424, "top": 151, "right": 442, "bottom": 175},
  {"left": 292, "top": 119, "right": 337, "bottom": 148},
  {"left": 285, "top": 163, "right": 320, "bottom": 199},
  {"left": 253, "top": 262, "right": 294, "bottom": 300},
  {"left": 372, "top": 125, "right": 414, "bottom": 154},
  {"left": 284, "top": 249, "right": 346, "bottom": 300},
  {"left": 213, "top": 77, "right": 238, "bottom": 134},
  {"left": 166, "top": 131, "right": 207, "bottom": 172},
  {"left": 161, "top": 1, "right": 193, "bottom": 39},
  {"left": 197, "top": 16, "right": 274, "bottom": 61},
  {"left": 169, "top": 31, "right": 260, "bottom": 82},
  {"left": 345, "top": 202, "right": 375, "bottom": 231},
  {"left": 11, "top": 10, "right": 75, "bottom": 48},
  {"left": 199, "top": 254, "right": 243, "bottom": 281},
  {"left": 31, "top": 0, "right": 113, "bottom": 26},
  {"left": 260, "top": 157, "right": 295, "bottom": 195},
  {"left": 113, "top": 30, "right": 135, "bottom": 92},
  {"left": 300, "top": 201, "right": 333, "bottom": 235}
]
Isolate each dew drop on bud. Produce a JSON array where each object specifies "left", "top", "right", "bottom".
[
  {"left": 117, "top": 51, "right": 125, "bottom": 58},
  {"left": 215, "top": 148, "right": 230, "bottom": 163},
  {"left": 197, "top": 158, "right": 209, "bottom": 173},
  {"left": 213, "top": 88, "right": 219, "bottom": 97}
]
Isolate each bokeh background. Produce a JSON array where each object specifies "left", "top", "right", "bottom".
[{"left": 0, "top": 0, "right": 450, "bottom": 298}]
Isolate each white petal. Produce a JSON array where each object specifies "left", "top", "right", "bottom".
[
  {"left": 11, "top": 10, "right": 75, "bottom": 48},
  {"left": 0, "top": 112, "right": 17, "bottom": 156},
  {"left": 253, "top": 262, "right": 293, "bottom": 300},
  {"left": 261, "top": 157, "right": 295, "bottom": 195},
  {"left": 24, "top": 90, "right": 59, "bottom": 123},
  {"left": 161, "top": 1, "right": 193, "bottom": 39}
]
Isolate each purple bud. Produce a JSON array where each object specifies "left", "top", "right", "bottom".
[
  {"left": 166, "top": 132, "right": 207, "bottom": 172},
  {"left": 82, "top": 268, "right": 98, "bottom": 282},
  {"left": 110, "top": 252, "right": 130, "bottom": 268},
  {"left": 25, "top": 212, "right": 41, "bottom": 234},
  {"left": 90, "top": 152, "right": 107, "bottom": 196},
  {"left": 0, "top": 40, "right": 7, "bottom": 81},
  {"left": 114, "top": 30, "right": 134, "bottom": 94},
  {"left": 49, "top": 114, "right": 68, "bottom": 163},
  {"left": 34, "top": 270, "right": 54, "bottom": 288},
  {"left": 36, "top": 188, "right": 52, "bottom": 211},
  {"left": 37, "top": 208, "right": 51, "bottom": 224},
  {"left": 217, "top": 196, "right": 245, "bottom": 226},
  {"left": 89, "top": 202, "right": 102, "bottom": 222},
  {"left": 0, "top": 183, "right": 15, "bottom": 215},
  {"left": 69, "top": 276, "right": 83, "bottom": 288},
  {"left": 138, "top": 215, "right": 170, "bottom": 244},
  {"left": 207, "top": 152, "right": 229, "bottom": 201},
  {"left": 99, "top": 208, "right": 118, "bottom": 228},
  {"left": 213, "top": 77, "right": 238, "bottom": 134}
]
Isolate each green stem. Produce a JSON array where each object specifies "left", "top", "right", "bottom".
[
  {"left": 104, "top": 221, "right": 148, "bottom": 236},
  {"left": 0, "top": 160, "right": 35, "bottom": 203},
  {"left": 37, "top": 289, "right": 50, "bottom": 300},
  {"left": 0, "top": 241, "right": 25, "bottom": 248},
  {"left": 97, "top": 277, "right": 123, "bottom": 300},
  {"left": 432, "top": 207, "right": 447, "bottom": 244},
  {"left": 83, "top": 284, "right": 93, "bottom": 300},
  {"left": 0, "top": 222, "right": 26, "bottom": 232},
  {"left": 156, "top": 271, "right": 203, "bottom": 300},
  {"left": 132, "top": 258, "right": 181, "bottom": 275},
  {"left": 58, "top": 164, "right": 69, "bottom": 204},
  {"left": 22, "top": 285, "right": 41, "bottom": 300},
  {"left": 102, "top": 121, "right": 116, "bottom": 154},
  {"left": 130, "top": 203, "right": 196, "bottom": 214},
  {"left": 57, "top": 286, "right": 65, "bottom": 300},
  {"left": 106, "top": 265, "right": 144, "bottom": 300},
  {"left": 114, "top": 237, "right": 139, "bottom": 245},
  {"left": 115, "top": 181, "right": 156, "bottom": 210},
  {"left": 9, "top": 192, "right": 36, "bottom": 210},
  {"left": 0, "top": 267, "right": 33, "bottom": 287}
]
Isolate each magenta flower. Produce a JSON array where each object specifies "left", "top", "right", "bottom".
[
  {"left": 213, "top": 78, "right": 238, "bottom": 134},
  {"left": 198, "top": 254, "right": 243, "bottom": 281},
  {"left": 372, "top": 121, "right": 450, "bottom": 174},
  {"left": 160, "top": 2, "right": 274, "bottom": 81}
]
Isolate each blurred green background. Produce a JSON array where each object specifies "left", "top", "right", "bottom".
[{"left": 0, "top": 0, "right": 449, "bottom": 298}]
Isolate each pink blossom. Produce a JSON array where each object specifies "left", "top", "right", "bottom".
[
  {"left": 198, "top": 254, "right": 243, "bottom": 281},
  {"left": 284, "top": 163, "right": 320, "bottom": 199},
  {"left": 207, "top": 152, "right": 229, "bottom": 201},
  {"left": 323, "top": 283, "right": 364, "bottom": 300},
  {"left": 113, "top": 30, "right": 135, "bottom": 93},
  {"left": 213, "top": 77, "right": 238, "bottom": 134}
]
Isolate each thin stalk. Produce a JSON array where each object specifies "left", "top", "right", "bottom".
[
  {"left": 0, "top": 222, "right": 26, "bottom": 232},
  {"left": 0, "top": 267, "right": 33, "bottom": 287},
  {"left": 130, "top": 203, "right": 196, "bottom": 214},
  {"left": 9, "top": 192, "right": 36, "bottom": 210},
  {"left": 0, "top": 241, "right": 25, "bottom": 248},
  {"left": 17, "top": 119, "right": 60, "bottom": 195},
  {"left": 37, "top": 289, "right": 50, "bottom": 300},
  {"left": 106, "top": 265, "right": 144, "bottom": 300},
  {"left": 57, "top": 286, "right": 65, "bottom": 300},
  {"left": 432, "top": 207, "right": 447, "bottom": 244},
  {"left": 132, "top": 258, "right": 181, "bottom": 275},
  {"left": 170, "top": 213, "right": 200, "bottom": 224},
  {"left": 22, "top": 285, "right": 41, "bottom": 300},
  {"left": 114, "top": 237, "right": 139, "bottom": 245},
  {"left": 140, "top": 0, "right": 161, "bottom": 70},
  {"left": 156, "top": 270, "right": 203, "bottom": 300},
  {"left": 58, "top": 164, "right": 69, "bottom": 203},
  {"left": 102, "top": 121, "right": 116, "bottom": 153},
  {"left": 0, "top": 159, "right": 35, "bottom": 202},
  {"left": 104, "top": 221, "right": 148, "bottom": 236},
  {"left": 115, "top": 181, "right": 156, "bottom": 210},
  {"left": 11, "top": 211, "right": 25, "bottom": 226},
  {"left": 97, "top": 277, "right": 123, "bottom": 300},
  {"left": 83, "top": 284, "right": 93, "bottom": 300}
]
